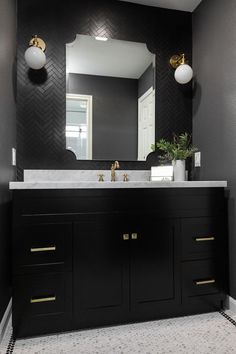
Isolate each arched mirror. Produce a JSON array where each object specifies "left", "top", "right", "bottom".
[{"left": 66, "top": 34, "right": 156, "bottom": 161}]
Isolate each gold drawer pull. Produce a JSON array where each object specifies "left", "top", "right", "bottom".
[
  {"left": 123, "top": 234, "right": 129, "bottom": 241},
  {"left": 30, "top": 296, "right": 56, "bottom": 304},
  {"left": 195, "top": 237, "right": 215, "bottom": 242},
  {"left": 131, "top": 233, "right": 138, "bottom": 240},
  {"left": 30, "top": 246, "right": 56, "bottom": 253},
  {"left": 195, "top": 279, "right": 216, "bottom": 286}
]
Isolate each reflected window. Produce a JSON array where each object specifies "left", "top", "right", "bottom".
[{"left": 66, "top": 94, "right": 92, "bottom": 159}]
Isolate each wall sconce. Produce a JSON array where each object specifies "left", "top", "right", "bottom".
[
  {"left": 170, "top": 54, "right": 193, "bottom": 84},
  {"left": 24, "top": 35, "right": 46, "bottom": 70}
]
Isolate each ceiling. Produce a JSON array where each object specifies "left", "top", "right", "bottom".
[
  {"left": 66, "top": 35, "right": 154, "bottom": 79},
  {"left": 119, "top": 0, "right": 202, "bottom": 12}
]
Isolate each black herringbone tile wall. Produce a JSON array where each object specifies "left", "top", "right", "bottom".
[{"left": 17, "top": 0, "right": 192, "bottom": 180}]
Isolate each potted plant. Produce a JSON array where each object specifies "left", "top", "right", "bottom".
[{"left": 151, "top": 133, "right": 198, "bottom": 181}]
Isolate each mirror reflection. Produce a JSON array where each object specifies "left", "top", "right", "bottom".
[{"left": 66, "top": 35, "right": 156, "bottom": 161}]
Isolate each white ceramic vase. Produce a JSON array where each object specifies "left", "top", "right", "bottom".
[{"left": 172, "top": 160, "right": 186, "bottom": 181}]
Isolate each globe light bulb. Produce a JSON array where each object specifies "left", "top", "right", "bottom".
[
  {"left": 24, "top": 46, "right": 46, "bottom": 70},
  {"left": 174, "top": 64, "right": 193, "bottom": 84}
]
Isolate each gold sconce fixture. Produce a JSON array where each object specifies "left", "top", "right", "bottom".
[
  {"left": 24, "top": 35, "right": 46, "bottom": 70},
  {"left": 170, "top": 53, "right": 193, "bottom": 84}
]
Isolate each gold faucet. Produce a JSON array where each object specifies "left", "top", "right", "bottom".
[{"left": 111, "top": 160, "right": 120, "bottom": 182}]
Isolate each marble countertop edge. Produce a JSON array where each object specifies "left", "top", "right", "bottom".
[{"left": 9, "top": 181, "right": 228, "bottom": 190}]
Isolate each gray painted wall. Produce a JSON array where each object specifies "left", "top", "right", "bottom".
[
  {"left": 68, "top": 73, "right": 138, "bottom": 160},
  {"left": 193, "top": 0, "right": 236, "bottom": 298},
  {"left": 0, "top": 0, "right": 16, "bottom": 320}
]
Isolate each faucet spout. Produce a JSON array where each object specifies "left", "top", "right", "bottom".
[{"left": 111, "top": 160, "right": 120, "bottom": 182}]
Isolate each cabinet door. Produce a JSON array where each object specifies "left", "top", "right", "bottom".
[
  {"left": 73, "top": 213, "right": 129, "bottom": 328},
  {"left": 130, "top": 217, "right": 180, "bottom": 319}
]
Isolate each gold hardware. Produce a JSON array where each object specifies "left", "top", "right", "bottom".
[
  {"left": 195, "top": 237, "right": 215, "bottom": 242},
  {"left": 111, "top": 160, "right": 120, "bottom": 182},
  {"left": 195, "top": 279, "right": 216, "bottom": 286},
  {"left": 123, "top": 234, "right": 129, "bottom": 240},
  {"left": 131, "top": 233, "right": 138, "bottom": 240},
  {"left": 123, "top": 173, "right": 129, "bottom": 182},
  {"left": 30, "top": 246, "right": 56, "bottom": 253},
  {"left": 170, "top": 54, "right": 188, "bottom": 69},
  {"left": 29, "top": 35, "right": 46, "bottom": 52},
  {"left": 30, "top": 296, "right": 56, "bottom": 304},
  {"left": 98, "top": 174, "right": 105, "bottom": 182}
]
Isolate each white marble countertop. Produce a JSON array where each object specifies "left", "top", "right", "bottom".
[{"left": 9, "top": 181, "right": 227, "bottom": 190}]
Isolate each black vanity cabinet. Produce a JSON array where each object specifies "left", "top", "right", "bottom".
[
  {"left": 11, "top": 188, "right": 228, "bottom": 338},
  {"left": 73, "top": 214, "right": 178, "bottom": 329}
]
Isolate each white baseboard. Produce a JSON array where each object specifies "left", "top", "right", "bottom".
[
  {"left": 0, "top": 298, "right": 12, "bottom": 343},
  {"left": 225, "top": 296, "right": 236, "bottom": 315}
]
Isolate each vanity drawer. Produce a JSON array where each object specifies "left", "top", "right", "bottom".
[
  {"left": 12, "top": 272, "right": 72, "bottom": 338},
  {"left": 13, "top": 223, "right": 72, "bottom": 273},
  {"left": 181, "top": 217, "right": 224, "bottom": 259},
  {"left": 182, "top": 259, "right": 222, "bottom": 298}
]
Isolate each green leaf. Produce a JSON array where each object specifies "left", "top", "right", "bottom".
[{"left": 151, "top": 133, "right": 198, "bottom": 161}]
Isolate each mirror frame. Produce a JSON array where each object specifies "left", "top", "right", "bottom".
[{"left": 65, "top": 34, "right": 157, "bottom": 163}]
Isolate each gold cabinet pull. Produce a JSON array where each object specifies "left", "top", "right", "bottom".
[
  {"left": 30, "top": 246, "right": 56, "bottom": 253},
  {"left": 195, "top": 279, "right": 216, "bottom": 286},
  {"left": 131, "top": 233, "right": 138, "bottom": 240},
  {"left": 30, "top": 296, "right": 56, "bottom": 304},
  {"left": 195, "top": 237, "right": 215, "bottom": 242},
  {"left": 123, "top": 234, "right": 129, "bottom": 241}
]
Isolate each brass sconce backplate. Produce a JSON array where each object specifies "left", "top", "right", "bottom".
[
  {"left": 170, "top": 54, "right": 187, "bottom": 69},
  {"left": 29, "top": 35, "right": 46, "bottom": 52}
]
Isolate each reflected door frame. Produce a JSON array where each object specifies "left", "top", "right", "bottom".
[
  {"left": 66, "top": 93, "right": 93, "bottom": 159},
  {"left": 138, "top": 87, "right": 155, "bottom": 161}
]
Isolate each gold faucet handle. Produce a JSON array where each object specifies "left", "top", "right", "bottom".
[
  {"left": 98, "top": 174, "right": 105, "bottom": 182},
  {"left": 123, "top": 173, "right": 129, "bottom": 182}
]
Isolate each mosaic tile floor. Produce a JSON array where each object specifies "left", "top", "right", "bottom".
[{"left": 1, "top": 311, "right": 236, "bottom": 354}]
